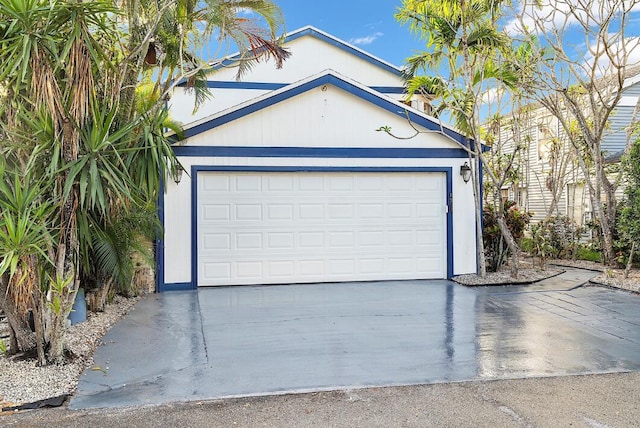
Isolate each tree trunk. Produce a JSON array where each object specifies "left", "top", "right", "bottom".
[
  {"left": 578, "top": 151, "right": 615, "bottom": 265},
  {"left": 46, "top": 118, "right": 80, "bottom": 364},
  {"left": 624, "top": 241, "right": 635, "bottom": 279},
  {"left": 593, "top": 154, "right": 616, "bottom": 265},
  {"left": 31, "top": 297, "right": 46, "bottom": 366},
  {"left": 472, "top": 156, "right": 487, "bottom": 277},
  {"left": 86, "top": 278, "right": 112, "bottom": 312},
  {"left": 495, "top": 213, "right": 520, "bottom": 278},
  {"left": 0, "top": 276, "right": 33, "bottom": 354}
]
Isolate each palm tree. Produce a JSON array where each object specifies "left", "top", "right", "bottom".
[
  {"left": 0, "top": 0, "right": 289, "bottom": 364},
  {"left": 116, "top": 0, "right": 289, "bottom": 121},
  {"left": 396, "top": 0, "right": 527, "bottom": 277},
  {"left": 0, "top": 0, "right": 123, "bottom": 364}
]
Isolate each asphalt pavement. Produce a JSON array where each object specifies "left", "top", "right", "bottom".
[{"left": 4, "top": 372, "right": 640, "bottom": 427}]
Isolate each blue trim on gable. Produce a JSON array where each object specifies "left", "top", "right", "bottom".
[
  {"left": 194, "top": 81, "right": 288, "bottom": 90},
  {"left": 370, "top": 86, "right": 407, "bottom": 94},
  {"left": 200, "top": 27, "right": 402, "bottom": 78},
  {"left": 188, "top": 166, "right": 454, "bottom": 289},
  {"left": 173, "top": 146, "right": 470, "bottom": 159},
  {"left": 181, "top": 73, "right": 469, "bottom": 146},
  {"left": 176, "top": 80, "right": 407, "bottom": 95},
  {"left": 285, "top": 28, "right": 402, "bottom": 77}
]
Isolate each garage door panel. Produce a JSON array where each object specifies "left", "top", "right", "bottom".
[
  {"left": 203, "top": 233, "right": 231, "bottom": 250},
  {"left": 267, "top": 175, "right": 294, "bottom": 191},
  {"left": 197, "top": 172, "right": 446, "bottom": 286},
  {"left": 202, "top": 204, "right": 231, "bottom": 221},
  {"left": 299, "top": 204, "right": 324, "bottom": 219},
  {"left": 235, "top": 175, "right": 262, "bottom": 191},
  {"left": 234, "top": 233, "right": 261, "bottom": 250}
]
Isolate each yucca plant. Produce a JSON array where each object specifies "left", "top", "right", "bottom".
[
  {"left": 0, "top": 154, "right": 54, "bottom": 364},
  {"left": 1, "top": 0, "right": 289, "bottom": 365}
]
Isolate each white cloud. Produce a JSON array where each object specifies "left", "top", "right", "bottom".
[
  {"left": 236, "top": 7, "right": 253, "bottom": 15},
  {"left": 505, "top": 0, "right": 640, "bottom": 36},
  {"left": 584, "top": 35, "right": 640, "bottom": 76},
  {"left": 480, "top": 88, "right": 503, "bottom": 105},
  {"left": 349, "top": 32, "right": 384, "bottom": 46}
]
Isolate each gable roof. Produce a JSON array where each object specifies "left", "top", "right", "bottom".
[
  {"left": 201, "top": 26, "right": 404, "bottom": 80},
  {"left": 178, "top": 69, "right": 470, "bottom": 146}
]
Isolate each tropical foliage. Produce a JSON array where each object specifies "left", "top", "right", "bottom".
[
  {"left": 394, "top": 0, "right": 537, "bottom": 278},
  {"left": 0, "top": 0, "right": 287, "bottom": 365},
  {"left": 483, "top": 201, "right": 531, "bottom": 272},
  {"left": 619, "top": 137, "right": 640, "bottom": 277}
]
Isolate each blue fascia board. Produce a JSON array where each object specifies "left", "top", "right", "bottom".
[
  {"left": 173, "top": 146, "right": 470, "bottom": 158},
  {"left": 189, "top": 165, "right": 456, "bottom": 288},
  {"left": 370, "top": 86, "right": 407, "bottom": 94},
  {"left": 193, "top": 81, "right": 288, "bottom": 90},
  {"left": 181, "top": 73, "right": 470, "bottom": 146},
  {"left": 195, "top": 27, "right": 403, "bottom": 79},
  {"left": 285, "top": 28, "right": 403, "bottom": 77},
  {"left": 176, "top": 80, "right": 407, "bottom": 95}
]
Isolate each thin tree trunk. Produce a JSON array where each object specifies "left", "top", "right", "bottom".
[
  {"left": 472, "top": 156, "right": 487, "bottom": 277},
  {"left": 47, "top": 118, "right": 80, "bottom": 364},
  {"left": 624, "top": 241, "right": 635, "bottom": 279},
  {"left": 495, "top": 215, "right": 520, "bottom": 278},
  {"left": 31, "top": 297, "right": 46, "bottom": 366},
  {"left": 0, "top": 276, "right": 32, "bottom": 354}
]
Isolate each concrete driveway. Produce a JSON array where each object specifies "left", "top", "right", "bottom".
[{"left": 70, "top": 268, "right": 640, "bottom": 409}]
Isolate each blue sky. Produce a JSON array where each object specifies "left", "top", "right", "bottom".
[{"left": 274, "top": 0, "right": 425, "bottom": 67}]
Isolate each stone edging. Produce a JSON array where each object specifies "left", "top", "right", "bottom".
[{"left": 452, "top": 268, "right": 566, "bottom": 287}]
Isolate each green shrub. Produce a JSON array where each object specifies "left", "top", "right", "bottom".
[
  {"left": 483, "top": 201, "right": 532, "bottom": 272},
  {"left": 529, "top": 223, "right": 554, "bottom": 268},
  {"left": 575, "top": 246, "right": 601, "bottom": 262},
  {"left": 521, "top": 237, "right": 534, "bottom": 253},
  {"left": 538, "top": 216, "right": 583, "bottom": 259}
]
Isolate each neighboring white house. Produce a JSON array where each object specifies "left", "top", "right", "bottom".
[
  {"left": 492, "top": 76, "right": 640, "bottom": 228},
  {"left": 159, "top": 26, "right": 479, "bottom": 291}
]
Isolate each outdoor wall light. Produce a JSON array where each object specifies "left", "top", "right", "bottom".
[
  {"left": 460, "top": 162, "right": 472, "bottom": 183},
  {"left": 174, "top": 166, "right": 184, "bottom": 184}
]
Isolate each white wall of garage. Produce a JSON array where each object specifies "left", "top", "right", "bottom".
[
  {"left": 161, "top": 27, "right": 480, "bottom": 290},
  {"left": 163, "top": 155, "right": 477, "bottom": 286}
]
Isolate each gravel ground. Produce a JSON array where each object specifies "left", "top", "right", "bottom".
[
  {"left": 0, "top": 295, "right": 138, "bottom": 408},
  {"left": 453, "top": 267, "right": 564, "bottom": 286}
]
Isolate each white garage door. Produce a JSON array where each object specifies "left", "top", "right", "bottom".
[{"left": 197, "top": 171, "right": 447, "bottom": 286}]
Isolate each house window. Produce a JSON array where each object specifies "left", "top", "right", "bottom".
[
  {"left": 515, "top": 187, "right": 527, "bottom": 208},
  {"left": 500, "top": 187, "right": 509, "bottom": 204},
  {"left": 538, "top": 128, "right": 553, "bottom": 161},
  {"left": 566, "top": 183, "right": 590, "bottom": 226},
  {"left": 537, "top": 116, "right": 558, "bottom": 165}
]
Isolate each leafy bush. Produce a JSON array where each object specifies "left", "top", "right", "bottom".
[
  {"left": 538, "top": 216, "right": 583, "bottom": 259},
  {"left": 529, "top": 223, "right": 554, "bottom": 268},
  {"left": 575, "top": 246, "right": 601, "bottom": 262},
  {"left": 483, "top": 201, "right": 532, "bottom": 272},
  {"left": 521, "top": 237, "right": 534, "bottom": 254}
]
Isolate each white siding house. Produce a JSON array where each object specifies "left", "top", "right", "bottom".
[
  {"left": 159, "top": 27, "right": 479, "bottom": 291},
  {"left": 491, "top": 77, "right": 640, "bottom": 227}
]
